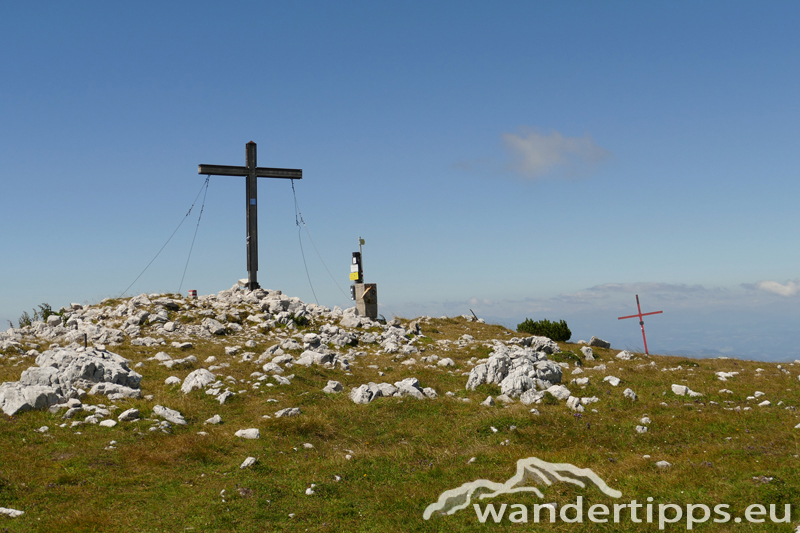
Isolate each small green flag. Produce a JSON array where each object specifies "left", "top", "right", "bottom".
[{"left": 359, "top": 238, "right": 365, "bottom": 245}]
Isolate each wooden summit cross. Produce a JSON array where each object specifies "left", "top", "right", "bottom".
[
  {"left": 199, "top": 142, "right": 302, "bottom": 290},
  {"left": 618, "top": 294, "right": 663, "bottom": 355}
]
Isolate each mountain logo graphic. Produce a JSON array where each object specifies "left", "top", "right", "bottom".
[{"left": 423, "top": 456, "right": 622, "bottom": 519}]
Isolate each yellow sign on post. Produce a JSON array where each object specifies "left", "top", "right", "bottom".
[{"left": 349, "top": 272, "right": 359, "bottom": 281}]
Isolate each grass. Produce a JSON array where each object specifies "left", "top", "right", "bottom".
[{"left": 1, "top": 309, "right": 800, "bottom": 532}]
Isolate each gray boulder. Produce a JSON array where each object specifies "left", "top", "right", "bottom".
[
  {"left": 589, "top": 336, "right": 611, "bottom": 349},
  {"left": 0, "top": 382, "right": 61, "bottom": 416},
  {"left": 323, "top": 380, "right": 343, "bottom": 393},
  {"left": 202, "top": 318, "right": 226, "bottom": 335},
  {"left": 350, "top": 384, "right": 376, "bottom": 404},
  {"left": 153, "top": 405, "right": 187, "bottom": 425},
  {"left": 181, "top": 369, "right": 216, "bottom": 393}
]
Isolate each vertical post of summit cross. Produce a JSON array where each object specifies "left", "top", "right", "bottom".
[
  {"left": 618, "top": 294, "right": 663, "bottom": 355},
  {"left": 246, "top": 142, "right": 259, "bottom": 290}
]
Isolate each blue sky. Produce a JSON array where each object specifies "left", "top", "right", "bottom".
[{"left": 2, "top": 2, "right": 799, "bottom": 360}]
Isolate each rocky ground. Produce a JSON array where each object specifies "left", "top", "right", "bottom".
[{"left": 2, "top": 283, "right": 800, "bottom": 530}]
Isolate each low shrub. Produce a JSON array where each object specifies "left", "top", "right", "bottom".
[{"left": 516, "top": 318, "right": 571, "bottom": 342}]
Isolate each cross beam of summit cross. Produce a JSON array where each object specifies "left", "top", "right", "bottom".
[{"left": 198, "top": 142, "right": 302, "bottom": 290}]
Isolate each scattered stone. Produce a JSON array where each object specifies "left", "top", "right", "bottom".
[
  {"left": 152, "top": 405, "right": 187, "bottom": 425},
  {"left": 235, "top": 428, "right": 260, "bottom": 439},
  {"left": 275, "top": 407, "right": 301, "bottom": 418},
  {"left": 240, "top": 457, "right": 257, "bottom": 469},
  {"left": 635, "top": 425, "right": 647, "bottom": 434},
  {"left": 205, "top": 414, "right": 222, "bottom": 425},
  {"left": 546, "top": 384, "right": 571, "bottom": 401},
  {"left": 565, "top": 396, "right": 584, "bottom": 412},
  {"left": 589, "top": 336, "right": 611, "bottom": 349},
  {"left": 118, "top": 408, "right": 140, "bottom": 422},
  {"left": 481, "top": 396, "right": 495, "bottom": 407},
  {"left": 603, "top": 376, "right": 621, "bottom": 387},
  {"left": 623, "top": 388, "right": 638, "bottom": 401},
  {"left": 655, "top": 461, "right": 671, "bottom": 469},
  {"left": 616, "top": 350, "right": 635, "bottom": 361},
  {"left": 322, "top": 380, "right": 343, "bottom": 393},
  {"left": 99, "top": 419, "right": 117, "bottom": 428},
  {"left": 671, "top": 384, "right": 702, "bottom": 397},
  {"left": 0, "top": 507, "right": 24, "bottom": 518},
  {"left": 580, "top": 346, "right": 594, "bottom": 360},
  {"left": 181, "top": 369, "right": 216, "bottom": 394}
]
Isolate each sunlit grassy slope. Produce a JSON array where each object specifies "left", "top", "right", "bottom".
[{"left": 1, "top": 305, "right": 799, "bottom": 532}]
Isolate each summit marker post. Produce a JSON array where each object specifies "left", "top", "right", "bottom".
[
  {"left": 199, "top": 142, "right": 302, "bottom": 290},
  {"left": 618, "top": 294, "right": 663, "bottom": 355}
]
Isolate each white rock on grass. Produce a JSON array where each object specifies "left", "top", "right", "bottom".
[
  {"left": 671, "top": 384, "right": 702, "bottom": 397},
  {"left": 655, "top": 461, "right": 671, "bottom": 468},
  {"left": 235, "top": 428, "right": 260, "bottom": 439},
  {"left": 165, "top": 376, "right": 181, "bottom": 386},
  {"left": 565, "top": 396, "right": 584, "bottom": 412},
  {"left": 481, "top": 396, "right": 495, "bottom": 407},
  {"left": 153, "top": 405, "right": 187, "bottom": 425},
  {"left": 181, "top": 369, "right": 216, "bottom": 393},
  {"left": 99, "top": 419, "right": 117, "bottom": 428},
  {"left": 603, "top": 376, "right": 621, "bottom": 387},
  {"left": 623, "top": 388, "right": 638, "bottom": 401},
  {"left": 580, "top": 346, "right": 594, "bottom": 360},
  {"left": 0, "top": 507, "right": 24, "bottom": 518},
  {"left": 240, "top": 457, "right": 257, "bottom": 469},
  {"left": 205, "top": 414, "right": 222, "bottom": 425},
  {"left": 349, "top": 384, "right": 374, "bottom": 404},
  {"left": 635, "top": 425, "right": 648, "bottom": 434},
  {"left": 616, "top": 350, "right": 635, "bottom": 361},
  {"left": 322, "top": 380, "right": 343, "bottom": 393},
  {"left": 758, "top": 400, "right": 771, "bottom": 407},
  {"left": 275, "top": 407, "right": 301, "bottom": 418},
  {"left": 546, "top": 384, "right": 571, "bottom": 401},
  {"left": 118, "top": 408, "right": 140, "bottom": 421}
]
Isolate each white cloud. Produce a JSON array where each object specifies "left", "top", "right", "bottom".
[
  {"left": 501, "top": 128, "right": 610, "bottom": 180},
  {"left": 753, "top": 280, "right": 800, "bottom": 297}
]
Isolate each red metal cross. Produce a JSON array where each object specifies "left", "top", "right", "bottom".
[{"left": 618, "top": 294, "right": 663, "bottom": 355}]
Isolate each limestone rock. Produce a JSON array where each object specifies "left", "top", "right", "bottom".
[
  {"left": 322, "top": 380, "right": 343, "bottom": 393},
  {"left": 275, "top": 407, "right": 301, "bottom": 418},
  {"left": 623, "top": 388, "right": 638, "bottom": 401},
  {"left": 202, "top": 318, "right": 226, "bottom": 335},
  {"left": 118, "top": 408, "right": 140, "bottom": 422},
  {"left": 589, "top": 336, "right": 611, "bottom": 349},
  {"left": 88, "top": 382, "right": 142, "bottom": 400},
  {"left": 235, "top": 428, "right": 260, "bottom": 439},
  {"left": 616, "top": 350, "right": 635, "bottom": 361},
  {"left": 0, "top": 382, "right": 61, "bottom": 416},
  {"left": 580, "top": 346, "right": 594, "bottom": 360},
  {"left": 153, "top": 405, "right": 187, "bottom": 425},
  {"left": 545, "top": 384, "right": 571, "bottom": 401},
  {"left": 350, "top": 384, "right": 375, "bottom": 404},
  {"left": 181, "top": 369, "right": 216, "bottom": 394}
]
